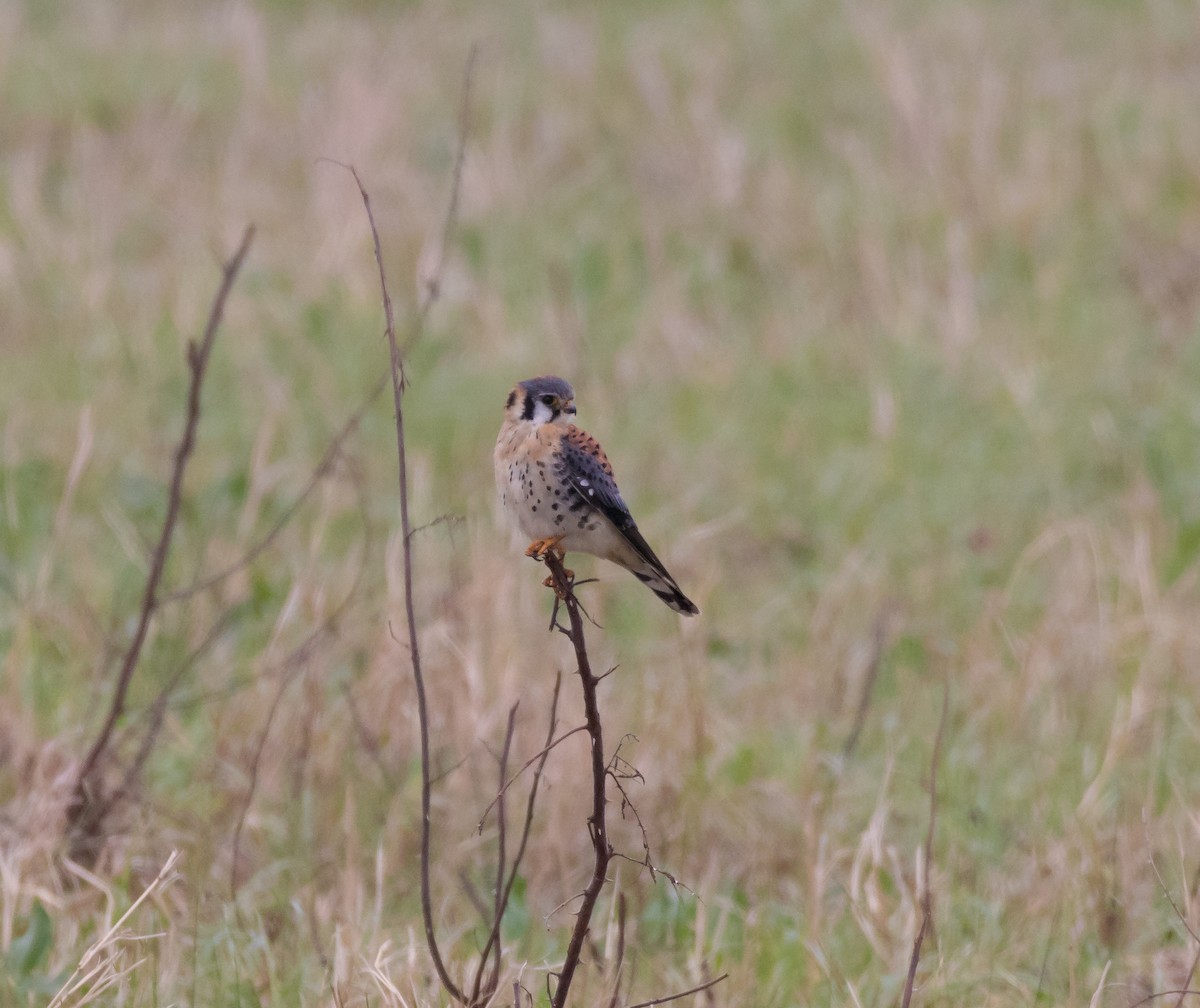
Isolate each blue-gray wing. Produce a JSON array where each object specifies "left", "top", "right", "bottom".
[{"left": 559, "top": 426, "right": 673, "bottom": 575}]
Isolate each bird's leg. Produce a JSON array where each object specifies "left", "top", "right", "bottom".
[
  {"left": 525, "top": 535, "right": 566, "bottom": 561},
  {"left": 527, "top": 536, "right": 575, "bottom": 595}
]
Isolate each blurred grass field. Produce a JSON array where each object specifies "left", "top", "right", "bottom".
[{"left": 4, "top": 0, "right": 1200, "bottom": 1005}]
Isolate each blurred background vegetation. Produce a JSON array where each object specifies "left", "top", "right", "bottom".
[{"left": 3, "top": 1, "right": 1200, "bottom": 1005}]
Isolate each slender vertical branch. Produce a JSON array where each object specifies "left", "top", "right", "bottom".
[
  {"left": 544, "top": 553, "right": 612, "bottom": 1008},
  {"left": 414, "top": 44, "right": 477, "bottom": 329},
  {"left": 843, "top": 607, "right": 891, "bottom": 759},
  {"left": 67, "top": 225, "right": 255, "bottom": 859},
  {"left": 900, "top": 680, "right": 949, "bottom": 1008},
  {"left": 352, "top": 165, "right": 465, "bottom": 1003},
  {"left": 489, "top": 706, "right": 519, "bottom": 986},
  {"left": 349, "top": 44, "right": 477, "bottom": 1005}
]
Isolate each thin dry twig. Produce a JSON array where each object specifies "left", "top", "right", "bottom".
[
  {"left": 490, "top": 706, "right": 520, "bottom": 986},
  {"left": 624, "top": 972, "right": 731, "bottom": 1008},
  {"left": 1146, "top": 841, "right": 1200, "bottom": 947},
  {"left": 113, "top": 607, "right": 239, "bottom": 807},
  {"left": 348, "top": 44, "right": 475, "bottom": 1000},
  {"left": 129, "top": 450, "right": 374, "bottom": 813},
  {"left": 843, "top": 607, "right": 892, "bottom": 759},
  {"left": 471, "top": 674, "right": 564, "bottom": 1004},
  {"left": 343, "top": 51, "right": 487, "bottom": 1003},
  {"left": 67, "top": 225, "right": 255, "bottom": 863},
  {"left": 1143, "top": 824, "right": 1200, "bottom": 1008},
  {"left": 476, "top": 723, "right": 587, "bottom": 832},
  {"left": 162, "top": 372, "right": 387, "bottom": 604},
  {"left": 1127, "top": 992, "right": 1200, "bottom": 1008},
  {"left": 900, "top": 679, "right": 949, "bottom": 1008},
  {"left": 229, "top": 617, "right": 334, "bottom": 898},
  {"left": 341, "top": 679, "right": 398, "bottom": 789},
  {"left": 413, "top": 43, "right": 477, "bottom": 329},
  {"left": 351, "top": 162, "right": 464, "bottom": 1004},
  {"left": 606, "top": 893, "right": 627, "bottom": 1008}
]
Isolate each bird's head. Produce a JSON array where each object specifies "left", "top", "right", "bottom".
[{"left": 505, "top": 375, "right": 577, "bottom": 426}]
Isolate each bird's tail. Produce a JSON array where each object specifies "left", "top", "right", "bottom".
[{"left": 627, "top": 561, "right": 700, "bottom": 616}]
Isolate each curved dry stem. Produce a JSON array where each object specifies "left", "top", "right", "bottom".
[
  {"left": 349, "top": 44, "right": 475, "bottom": 1001},
  {"left": 66, "top": 225, "right": 255, "bottom": 864}
]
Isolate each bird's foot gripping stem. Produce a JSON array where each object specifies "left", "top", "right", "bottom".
[
  {"left": 527, "top": 537, "right": 574, "bottom": 596},
  {"left": 525, "top": 535, "right": 566, "bottom": 562}
]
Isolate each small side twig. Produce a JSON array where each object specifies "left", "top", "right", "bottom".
[
  {"left": 412, "top": 43, "right": 477, "bottom": 331},
  {"left": 625, "top": 972, "right": 731, "bottom": 1008},
  {"left": 843, "top": 606, "right": 891, "bottom": 759},
  {"left": 229, "top": 612, "right": 340, "bottom": 898},
  {"left": 162, "top": 371, "right": 387, "bottom": 604},
  {"left": 66, "top": 225, "right": 255, "bottom": 863},
  {"left": 1144, "top": 819, "right": 1200, "bottom": 1008},
  {"left": 1127, "top": 993, "right": 1200, "bottom": 1008},
  {"left": 476, "top": 723, "right": 587, "bottom": 831}
]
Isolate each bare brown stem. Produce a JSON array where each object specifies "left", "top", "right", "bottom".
[
  {"left": 344, "top": 41, "right": 479, "bottom": 1004},
  {"left": 900, "top": 680, "right": 949, "bottom": 1008},
  {"left": 66, "top": 225, "right": 255, "bottom": 863},
  {"left": 472, "top": 674, "right": 563, "bottom": 1004},
  {"left": 351, "top": 163, "right": 465, "bottom": 1003},
  {"left": 543, "top": 552, "right": 612, "bottom": 1008},
  {"left": 489, "top": 706, "right": 519, "bottom": 988}
]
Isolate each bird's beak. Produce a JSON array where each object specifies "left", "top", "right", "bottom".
[{"left": 563, "top": 401, "right": 577, "bottom": 415}]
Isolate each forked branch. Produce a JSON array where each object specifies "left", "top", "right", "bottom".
[{"left": 66, "top": 225, "right": 255, "bottom": 863}]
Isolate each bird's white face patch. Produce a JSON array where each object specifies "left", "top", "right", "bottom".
[{"left": 530, "top": 398, "right": 558, "bottom": 424}]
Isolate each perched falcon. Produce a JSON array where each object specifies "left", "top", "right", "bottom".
[{"left": 494, "top": 375, "right": 699, "bottom": 616}]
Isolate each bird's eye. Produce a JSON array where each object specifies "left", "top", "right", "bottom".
[{"left": 541, "top": 395, "right": 556, "bottom": 406}]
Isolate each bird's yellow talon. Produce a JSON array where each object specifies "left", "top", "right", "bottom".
[{"left": 525, "top": 535, "right": 566, "bottom": 561}]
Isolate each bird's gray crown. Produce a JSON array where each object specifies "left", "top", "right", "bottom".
[{"left": 518, "top": 375, "right": 575, "bottom": 400}]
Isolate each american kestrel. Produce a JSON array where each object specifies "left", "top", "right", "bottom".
[{"left": 494, "top": 375, "right": 699, "bottom": 616}]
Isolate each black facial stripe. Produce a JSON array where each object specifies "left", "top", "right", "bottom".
[
  {"left": 521, "top": 393, "right": 535, "bottom": 421},
  {"left": 506, "top": 390, "right": 516, "bottom": 409}
]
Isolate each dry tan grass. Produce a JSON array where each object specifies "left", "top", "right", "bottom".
[{"left": 3, "top": 1, "right": 1200, "bottom": 1005}]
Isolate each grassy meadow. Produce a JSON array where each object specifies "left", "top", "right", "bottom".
[{"left": 4, "top": 0, "right": 1200, "bottom": 1004}]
